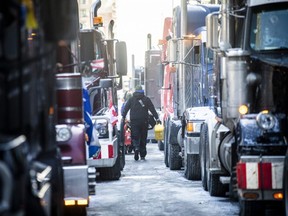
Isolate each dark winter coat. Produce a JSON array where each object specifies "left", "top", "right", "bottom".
[{"left": 122, "top": 90, "right": 158, "bottom": 122}]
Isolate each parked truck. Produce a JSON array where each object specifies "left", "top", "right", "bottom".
[
  {"left": 202, "top": 0, "right": 288, "bottom": 214},
  {"left": 161, "top": 0, "right": 288, "bottom": 214},
  {"left": 159, "top": 2, "right": 219, "bottom": 180},
  {"left": 0, "top": 0, "right": 79, "bottom": 215},
  {"left": 56, "top": 0, "right": 127, "bottom": 186},
  {"left": 83, "top": 0, "right": 127, "bottom": 180}
]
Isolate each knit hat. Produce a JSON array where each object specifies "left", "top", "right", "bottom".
[{"left": 135, "top": 85, "right": 142, "bottom": 91}]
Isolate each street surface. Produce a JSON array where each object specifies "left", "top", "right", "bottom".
[{"left": 87, "top": 142, "right": 240, "bottom": 216}]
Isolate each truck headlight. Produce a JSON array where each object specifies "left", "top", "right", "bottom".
[
  {"left": 256, "top": 111, "right": 275, "bottom": 130},
  {"left": 56, "top": 126, "right": 72, "bottom": 142},
  {"left": 95, "top": 120, "right": 109, "bottom": 138}
]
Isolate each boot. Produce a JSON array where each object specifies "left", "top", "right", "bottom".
[{"left": 134, "top": 149, "right": 139, "bottom": 161}]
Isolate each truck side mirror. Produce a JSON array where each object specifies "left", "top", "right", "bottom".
[
  {"left": 206, "top": 12, "right": 219, "bottom": 49},
  {"left": 100, "top": 79, "right": 113, "bottom": 88},
  {"left": 115, "top": 41, "right": 127, "bottom": 76},
  {"left": 167, "top": 39, "right": 178, "bottom": 62},
  {"left": 158, "top": 63, "right": 164, "bottom": 87}
]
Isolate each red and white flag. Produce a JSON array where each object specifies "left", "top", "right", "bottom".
[
  {"left": 108, "top": 91, "right": 118, "bottom": 126},
  {"left": 91, "top": 58, "right": 104, "bottom": 70}
]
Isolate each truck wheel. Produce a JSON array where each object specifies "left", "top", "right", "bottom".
[
  {"left": 185, "top": 154, "right": 200, "bottom": 180},
  {"left": 164, "top": 138, "right": 169, "bottom": 167},
  {"left": 208, "top": 171, "right": 227, "bottom": 197},
  {"left": 164, "top": 120, "right": 170, "bottom": 167},
  {"left": 98, "top": 156, "right": 121, "bottom": 180},
  {"left": 158, "top": 140, "right": 164, "bottom": 151},
  {"left": 117, "top": 130, "right": 125, "bottom": 171},
  {"left": 169, "top": 144, "right": 182, "bottom": 170},
  {"left": 119, "top": 144, "right": 125, "bottom": 171},
  {"left": 200, "top": 123, "right": 208, "bottom": 191}
]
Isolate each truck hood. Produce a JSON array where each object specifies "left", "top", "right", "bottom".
[{"left": 252, "top": 52, "right": 288, "bottom": 68}]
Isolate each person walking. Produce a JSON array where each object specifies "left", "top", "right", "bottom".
[{"left": 122, "top": 85, "right": 160, "bottom": 161}]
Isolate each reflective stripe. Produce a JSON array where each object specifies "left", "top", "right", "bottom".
[
  {"left": 272, "top": 162, "right": 284, "bottom": 189},
  {"left": 237, "top": 162, "right": 284, "bottom": 189},
  {"left": 101, "top": 145, "right": 109, "bottom": 159},
  {"left": 246, "top": 163, "right": 258, "bottom": 189}
]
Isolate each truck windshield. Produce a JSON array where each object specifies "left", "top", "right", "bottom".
[{"left": 250, "top": 7, "right": 288, "bottom": 51}]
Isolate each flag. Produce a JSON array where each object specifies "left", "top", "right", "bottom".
[
  {"left": 91, "top": 58, "right": 104, "bottom": 70},
  {"left": 108, "top": 91, "right": 118, "bottom": 126}
]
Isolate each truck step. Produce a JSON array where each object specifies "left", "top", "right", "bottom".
[{"left": 219, "top": 176, "right": 230, "bottom": 184}]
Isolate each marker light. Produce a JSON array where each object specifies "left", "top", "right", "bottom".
[
  {"left": 170, "top": 64, "right": 176, "bottom": 73},
  {"left": 239, "top": 105, "right": 248, "bottom": 115},
  {"left": 243, "top": 192, "right": 259, "bottom": 199},
  {"left": 65, "top": 200, "right": 76, "bottom": 206},
  {"left": 93, "top": 16, "right": 103, "bottom": 27},
  {"left": 77, "top": 199, "right": 88, "bottom": 205},
  {"left": 186, "top": 122, "right": 194, "bottom": 132},
  {"left": 273, "top": 192, "right": 283, "bottom": 200}
]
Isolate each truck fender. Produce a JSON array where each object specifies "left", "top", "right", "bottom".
[{"left": 177, "top": 128, "right": 183, "bottom": 148}]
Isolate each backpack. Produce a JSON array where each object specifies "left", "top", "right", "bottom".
[
  {"left": 137, "top": 98, "right": 156, "bottom": 130},
  {"left": 147, "top": 112, "right": 156, "bottom": 130}
]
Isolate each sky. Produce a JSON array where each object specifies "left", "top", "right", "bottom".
[{"left": 114, "top": 0, "right": 174, "bottom": 70}]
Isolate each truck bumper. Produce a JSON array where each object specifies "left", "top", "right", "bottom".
[
  {"left": 63, "top": 165, "right": 89, "bottom": 206},
  {"left": 238, "top": 189, "right": 283, "bottom": 201},
  {"left": 87, "top": 137, "right": 118, "bottom": 168},
  {"left": 237, "top": 155, "right": 285, "bottom": 201},
  {"left": 184, "top": 133, "right": 200, "bottom": 154}
]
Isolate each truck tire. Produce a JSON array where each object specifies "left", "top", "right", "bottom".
[
  {"left": 208, "top": 171, "right": 227, "bottom": 197},
  {"left": 200, "top": 123, "right": 208, "bottom": 191},
  {"left": 158, "top": 140, "right": 164, "bottom": 151},
  {"left": 117, "top": 129, "right": 125, "bottom": 171},
  {"left": 185, "top": 154, "right": 200, "bottom": 180},
  {"left": 98, "top": 156, "right": 121, "bottom": 180},
  {"left": 169, "top": 143, "right": 182, "bottom": 170},
  {"left": 164, "top": 120, "right": 170, "bottom": 167},
  {"left": 119, "top": 143, "right": 125, "bottom": 171}
]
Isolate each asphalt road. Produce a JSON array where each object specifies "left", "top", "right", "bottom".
[{"left": 87, "top": 142, "right": 240, "bottom": 216}]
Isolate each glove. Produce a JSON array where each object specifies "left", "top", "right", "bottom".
[{"left": 156, "top": 119, "right": 161, "bottom": 125}]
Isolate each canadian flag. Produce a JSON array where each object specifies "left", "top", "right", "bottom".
[
  {"left": 91, "top": 58, "right": 104, "bottom": 70},
  {"left": 108, "top": 91, "right": 118, "bottom": 126},
  {"left": 109, "top": 104, "right": 118, "bottom": 126}
]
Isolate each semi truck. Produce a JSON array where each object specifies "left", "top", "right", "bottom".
[
  {"left": 202, "top": 0, "right": 288, "bottom": 214},
  {"left": 160, "top": 0, "right": 288, "bottom": 214},
  {"left": 0, "top": 0, "right": 79, "bottom": 215},
  {"left": 159, "top": 2, "right": 219, "bottom": 180},
  {"left": 0, "top": 0, "right": 127, "bottom": 215},
  {"left": 56, "top": 0, "right": 127, "bottom": 199},
  {"left": 82, "top": 0, "right": 127, "bottom": 180}
]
